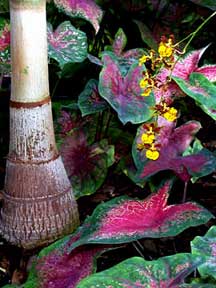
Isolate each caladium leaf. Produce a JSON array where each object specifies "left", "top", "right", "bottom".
[
  {"left": 53, "top": 0, "right": 103, "bottom": 33},
  {"left": 191, "top": 226, "right": 216, "bottom": 280},
  {"left": 67, "top": 181, "right": 213, "bottom": 251},
  {"left": 188, "top": 0, "right": 216, "bottom": 10},
  {"left": 77, "top": 254, "right": 203, "bottom": 287},
  {"left": 60, "top": 132, "right": 115, "bottom": 199},
  {"left": 112, "top": 28, "right": 127, "bottom": 56},
  {"left": 154, "top": 46, "right": 216, "bottom": 103},
  {"left": 78, "top": 79, "right": 108, "bottom": 116},
  {"left": 47, "top": 21, "right": 87, "bottom": 69},
  {"left": 173, "top": 73, "right": 216, "bottom": 120},
  {"left": 133, "top": 121, "right": 216, "bottom": 182},
  {"left": 98, "top": 52, "right": 155, "bottom": 124},
  {"left": 24, "top": 233, "right": 110, "bottom": 288}
]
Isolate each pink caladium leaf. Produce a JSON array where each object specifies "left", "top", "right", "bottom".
[
  {"left": 53, "top": 0, "right": 103, "bottom": 33},
  {"left": 191, "top": 225, "right": 216, "bottom": 280},
  {"left": 25, "top": 233, "right": 110, "bottom": 288},
  {"left": 77, "top": 254, "right": 204, "bottom": 288},
  {"left": 133, "top": 121, "right": 216, "bottom": 182},
  {"left": 0, "top": 23, "right": 11, "bottom": 73},
  {"left": 66, "top": 181, "right": 213, "bottom": 251},
  {"left": 98, "top": 52, "right": 155, "bottom": 124}
]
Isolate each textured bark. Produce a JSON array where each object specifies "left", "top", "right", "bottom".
[{"left": 0, "top": 0, "right": 79, "bottom": 248}]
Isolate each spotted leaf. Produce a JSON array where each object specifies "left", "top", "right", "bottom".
[
  {"left": 47, "top": 21, "right": 87, "bottom": 68},
  {"left": 77, "top": 254, "right": 204, "bottom": 287},
  {"left": 78, "top": 79, "right": 108, "bottom": 116},
  {"left": 133, "top": 121, "right": 216, "bottom": 182},
  {"left": 53, "top": 0, "right": 103, "bottom": 33},
  {"left": 191, "top": 226, "right": 216, "bottom": 280},
  {"left": 66, "top": 181, "right": 213, "bottom": 251},
  {"left": 98, "top": 52, "right": 155, "bottom": 124}
]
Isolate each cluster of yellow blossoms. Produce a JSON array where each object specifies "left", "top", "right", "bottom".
[
  {"left": 137, "top": 124, "right": 161, "bottom": 161},
  {"left": 138, "top": 35, "right": 175, "bottom": 98},
  {"left": 137, "top": 36, "right": 178, "bottom": 161}
]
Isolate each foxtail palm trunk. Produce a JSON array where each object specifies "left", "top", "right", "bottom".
[{"left": 0, "top": 0, "right": 79, "bottom": 249}]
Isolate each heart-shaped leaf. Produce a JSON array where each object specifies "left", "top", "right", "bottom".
[
  {"left": 112, "top": 28, "right": 127, "bottom": 56},
  {"left": 53, "top": 0, "right": 103, "bottom": 33},
  {"left": 191, "top": 226, "right": 216, "bottom": 280},
  {"left": 78, "top": 79, "right": 108, "bottom": 116},
  {"left": 24, "top": 233, "right": 110, "bottom": 288},
  {"left": 47, "top": 21, "right": 87, "bottom": 69},
  {"left": 60, "top": 132, "right": 115, "bottom": 199},
  {"left": 77, "top": 254, "right": 204, "bottom": 287},
  {"left": 98, "top": 52, "right": 155, "bottom": 124},
  {"left": 133, "top": 121, "right": 216, "bottom": 182},
  {"left": 173, "top": 73, "right": 216, "bottom": 120},
  {"left": 67, "top": 181, "right": 213, "bottom": 251}
]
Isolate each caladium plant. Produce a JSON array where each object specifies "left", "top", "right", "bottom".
[{"left": 9, "top": 181, "right": 213, "bottom": 288}]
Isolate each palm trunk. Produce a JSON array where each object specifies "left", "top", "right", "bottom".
[{"left": 0, "top": 0, "right": 79, "bottom": 249}]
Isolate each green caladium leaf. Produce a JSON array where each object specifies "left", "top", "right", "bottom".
[
  {"left": 98, "top": 52, "right": 155, "bottom": 124},
  {"left": 78, "top": 79, "right": 108, "bottom": 116},
  {"left": 188, "top": 0, "right": 216, "bottom": 10},
  {"left": 60, "top": 132, "right": 115, "bottom": 199},
  {"left": 191, "top": 226, "right": 216, "bottom": 280},
  {"left": 53, "top": 0, "right": 103, "bottom": 33},
  {"left": 77, "top": 254, "right": 203, "bottom": 287},
  {"left": 173, "top": 73, "right": 216, "bottom": 120},
  {"left": 47, "top": 21, "right": 87, "bottom": 69},
  {"left": 66, "top": 181, "right": 213, "bottom": 252}
]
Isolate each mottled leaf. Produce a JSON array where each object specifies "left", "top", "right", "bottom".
[
  {"left": 67, "top": 181, "right": 213, "bottom": 251},
  {"left": 98, "top": 52, "right": 155, "bottom": 124},
  {"left": 24, "top": 233, "right": 110, "bottom": 288},
  {"left": 133, "top": 121, "right": 216, "bottom": 182},
  {"left": 60, "top": 132, "right": 115, "bottom": 199},
  {"left": 47, "top": 21, "right": 87, "bottom": 68},
  {"left": 77, "top": 254, "right": 204, "bottom": 287},
  {"left": 53, "top": 0, "right": 103, "bottom": 33},
  {"left": 173, "top": 73, "right": 216, "bottom": 120},
  {"left": 0, "top": 22, "right": 10, "bottom": 74},
  {"left": 78, "top": 79, "right": 108, "bottom": 116},
  {"left": 191, "top": 226, "right": 216, "bottom": 280},
  {"left": 188, "top": 0, "right": 216, "bottom": 10}
]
